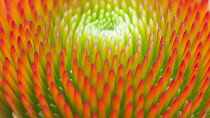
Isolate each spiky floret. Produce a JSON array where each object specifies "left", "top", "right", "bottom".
[{"left": 0, "top": 0, "right": 210, "bottom": 118}]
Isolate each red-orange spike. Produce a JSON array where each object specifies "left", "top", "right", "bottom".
[
  {"left": 165, "top": 56, "right": 173, "bottom": 70},
  {"left": 83, "top": 77, "right": 90, "bottom": 101},
  {"left": 126, "top": 57, "right": 133, "bottom": 74},
  {"left": 85, "top": 55, "right": 91, "bottom": 77},
  {"left": 117, "top": 64, "right": 125, "bottom": 81},
  {"left": 83, "top": 101, "right": 91, "bottom": 118},
  {"left": 74, "top": 90, "right": 83, "bottom": 115},
  {"left": 9, "top": 31, "right": 16, "bottom": 46},
  {"left": 57, "top": 92, "right": 66, "bottom": 116},
  {"left": 136, "top": 109, "right": 144, "bottom": 118},
  {"left": 145, "top": 70, "right": 154, "bottom": 94},
  {"left": 4, "top": 92, "right": 22, "bottom": 118},
  {"left": 179, "top": 86, "right": 189, "bottom": 109},
  {"left": 98, "top": 98, "right": 106, "bottom": 118},
  {"left": 72, "top": 50, "right": 77, "bottom": 63},
  {"left": 34, "top": 52, "right": 44, "bottom": 76},
  {"left": 10, "top": 45, "right": 18, "bottom": 66},
  {"left": 90, "top": 86, "right": 97, "bottom": 113},
  {"left": 155, "top": 77, "right": 163, "bottom": 100},
  {"left": 107, "top": 69, "right": 115, "bottom": 94},
  {"left": 34, "top": 83, "right": 42, "bottom": 98},
  {"left": 125, "top": 85, "right": 134, "bottom": 107},
  {"left": 175, "top": 71, "right": 184, "bottom": 91},
  {"left": 78, "top": 68, "right": 85, "bottom": 94},
  {"left": 141, "top": 55, "right": 148, "bottom": 78},
  {"left": 103, "top": 59, "right": 110, "bottom": 81},
  {"left": 97, "top": 73, "right": 104, "bottom": 98},
  {"left": 124, "top": 103, "right": 133, "bottom": 118},
  {"left": 103, "top": 83, "right": 111, "bottom": 110},
  {"left": 92, "top": 113, "right": 98, "bottom": 118},
  {"left": 134, "top": 94, "right": 144, "bottom": 116},
  {"left": 148, "top": 104, "right": 158, "bottom": 118},
  {"left": 0, "top": 39, "right": 11, "bottom": 60},
  {"left": 112, "top": 94, "right": 120, "bottom": 113},
  {"left": 162, "top": 67, "right": 171, "bottom": 91},
  {"left": 162, "top": 110, "right": 169, "bottom": 118},
  {"left": 50, "top": 82, "right": 58, "bottom": 104},
  {"left": 64, "top": 103, "right": 74, "bottom": 118},
  {"left": 38, "top": 95, "right": 53, "bottom": 118},
  {"left": 172, "top": 37, "right": 179, "bottom": 52},
  {"left": 116, "top": 77, "right": 124, "bottom": 100},
  {"left": 168, "top": 97, "right": 179, "bottom": 117},
  {"left": 20, "top": 94, "right": 36, "bottom": 118},
  {"left": 112, "top": 55, "right": 118, "bottom": 73},
  {"left": 157, "top": 92, "right": 167, "bottom": 114},
  {"left": 133, "top": 64, "right": 142, "bottom": 89},
  {"left": 134, "top": 79, "right": 144, "bottom": 103},
  {"left": 95, "top": 51, "right": 102, "bottom": 71},
  {"left": 5, "top": 57, "right": 16, "bottom": 80},
  {"left": 182, "top": 40, "right": 191, "bottom": 59},
  {"left": 181, "top": 100, "right": 192, "bottom": 118},
  {"left": 199, "top": 111, "right": 207, "bottom": 118},
  {"left": 3, "top": 66, "right": 19, "bottom": 94},
  {"left": 190, "top": 92, "right": 204, "bottom": 114},
  {"left": 91, "top": 63, "right": 97, "bottom": 87},
  {"left": 17, "top": 36, "right": 24, "bottom": 50},
  {"left": 61, "top": 71, "right": 68, "bottom": 91},
  {"left": 110, "top": 109, "right": 118, "bottom": 118},
  {"left": 42, "top": 105, "right": 53, "bottom": 118},
  {"left": 21, "top": 49, "right": 32, "bottom": 73},
  {"left": 200, "top": 77, "right": 210, "bottom": 93},
  {"left": 188, "top": 75, "right": 196, "bottom": 92},
  {"left": 146, "top": 86, "right": 156, "bottom": 109},
  {"left": 66, "top": 80, "right": 75, "bottom": 106},
  {"left": 125, "top": 70, "right": 133, "bottom": 92}
]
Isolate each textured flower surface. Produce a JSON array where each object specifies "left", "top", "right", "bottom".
[{"left": 0, "top": 0, "right": 210, "bottom": 118}]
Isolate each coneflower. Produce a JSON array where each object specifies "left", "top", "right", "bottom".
[{"left": 0, "top": 0, "right": 209, "bottom": 118}]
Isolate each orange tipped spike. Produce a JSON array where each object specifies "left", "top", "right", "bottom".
[
  {"left": 83, "top": 77, "right": 90, "bottom": 101},
  {"left": 83, "top": 102, "right": 91, "bottom": 118},
  {"left": 125, "top": 70, "right": 133, "bottom": 92},
  {"left": 20, "top": 94, "right": 36, "bottom": 118},
  {"left": 112, "top": 94, "right": 120, "bottom": 113},
  {"left": 78, "top": 68, "right": 85, "bottom": 94},
  {"left": 145, "top": 85, "right": 156, "bottom": 110},
  {"left": 190, "top": 92, "right": 204, "bottom": 115},
  {"left": 134, "top": 94, "right": 144, "bottom": 117},
  {"left": 66, "top": 80, "right": 75, "bottom": 106},
  {"left": 157, "top": 92, "right": 167, "bottom": 114},
  {"left": 125, "top": 86, "right": 134, "bottom": 107},
  {"left": 136, "top": 109, "right": 144, "bottom": 118},
  {"left": 134, "top": 79, "right": 144, "bottom": 103},
  {"left": 168, "top": 97, "right": 179, "bottom": 117},
  {"left": 181, "top": 100, "right": 192, "bottom": 118},
  {"left": 74, "top": 90, "right": 83, "bottom": 115},
  {"left": 124, "top": 103, "right": 133, "bottom": 118},
  {"left": 110, "top": 110, "right": 118, "bottom": 118},
  {"left": 64, "top": 103, "right": 74, "bottom": 118},
  {"left": 162, "top": 110, "right": 169, "bottom": 118},
  {"left": 179, "top": 87, "right": 189, "bottom": 107},
  {"left": 91, "top": 63, "right": 97, "bottom": 87},
  {"left": 97, "top": 73, "right": 104, "bottom": 98},
  {"left": 90, "top": 86, "right": 97, "bottom": 113},
  {"left": 103, "top": 83, "right": 111, "bottom": 110},
  {"left": 98, "top": 98, "right": 106, "bottom": 118},
  {"left": 148, "top": 104, "right": 158, "bottom": 118},
  {"left": 107, "top": 69, "right": 115, "bottom": 94}
]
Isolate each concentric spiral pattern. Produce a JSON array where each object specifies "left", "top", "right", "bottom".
[{"left": 0, "top": 0, "right": 210, "bottom": 118}]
